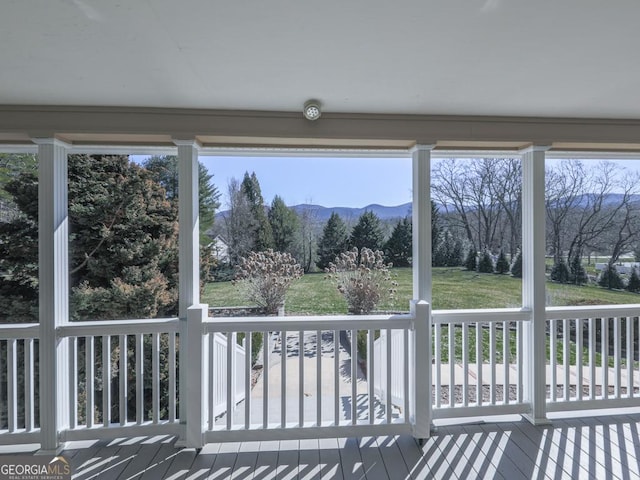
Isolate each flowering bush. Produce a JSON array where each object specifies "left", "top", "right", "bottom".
[
  {"left": 325, "top": 247, "right": 396, "bottom": 314},
  {"left": 234, "top": 250, "right": 303, "bottom": 314}
]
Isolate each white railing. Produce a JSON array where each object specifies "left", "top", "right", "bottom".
[
  {"left": 209, "top": 332, "right": 246, "bottom": 419},
  {"left": 202, "top": 314, "right": 414, "bottom": 442},
  {"left": 55, "top": 318, "right": 181, "bottom": 441},
  {"left": 373, "top": 328, "right": 407, "bottom": 409},
  {"left": 546, "top": 305, "right": 640, "bottom": 412},
  {"left": 0, "top": 323, "right": 40, "bottom": 444}
]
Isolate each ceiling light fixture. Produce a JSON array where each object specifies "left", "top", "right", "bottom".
[{"left": 303, "top": 100, "right": 322, "bottom": 121}]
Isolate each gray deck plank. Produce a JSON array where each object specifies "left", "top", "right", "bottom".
[
  {"left": 337, "top": 437, "right": 365, "bottom": 480},
  {"left": 163, "top": 447, "right": 198, "bottom": 480},
  {"left": 183, "top": 443, "right": 221, "bottom": 480},
  {"left": 298, "top": 439, "right": 320, "bottom": 480},
  {"left": 317, "top": 438, "right": 344, "bottom": 480},
  {"left": 356, "top": 437, "right": 387, "bottom": 480},
  {"left": 373, "top": 436, "right": 410, "bottom": 480},
  {"left": 275, "top": 440, "right": 299, "bottom": 480},
  {"left": 394, "top": 435, "right": 433, "bottom": 480}
]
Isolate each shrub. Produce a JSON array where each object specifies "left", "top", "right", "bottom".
[
  {"left": 598, "top": 265, "right": 625, "bottom": 290},
  {"left": 510, "top": 251, "right": 522, "bottom": 278},
  {"left": 477, "top": 250, "right": 494, "bottom": 273},
  {"left": 234, "top": 249, "right": 303, "bottom": 314},
  {"left": 628, "top": 268, "right": 640, "bottom": 293},
  {"left": 464, "top": 248, "right": 477, "bottom": 271},
  {"left": 550, "top": 259, "right": 570, "bottom": 283},
  {"left": 325, "top": 247, "right": 396, "bottom": 314},
  {"left": 569, "top": 254, "right": 588, "bottom": 285},
  {"left": 495, "top": 250, "right": 510, "bottom": 274}
]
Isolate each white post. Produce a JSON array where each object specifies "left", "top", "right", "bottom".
[
  {"left": 410, "top": 144, "right": 434, "bottom": 440},
  {"left": 185, "top": 304, "right": 207, "bottom": 448},
  {"left": 34, "top": 138, "right": 70, "bottom": 454},
  {"left": 174, "top": 140, "right": 204, "bottom": 446},
  {"left": 521, "top": 145, "right": 550, "bottom": 425}
]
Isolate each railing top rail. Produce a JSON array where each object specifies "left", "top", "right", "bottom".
[
  {"left": 546, "top": 304, "right": 640, "bottom": 320},
  {"left": 57, "top": 317, "right": 180, "bottom": 337},
  {"left": 204, "top": 313, "right": 413, "bottom": 332},
  {"left": 432, "top": 308, "right": 531, "bottom": 324},
  {"left": 0, "top": 322, "right": 40, "bottom": 339}
]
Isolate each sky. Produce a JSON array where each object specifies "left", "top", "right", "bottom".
[{"left": 200, "top": 155, "right": 413, "bottom": 209}]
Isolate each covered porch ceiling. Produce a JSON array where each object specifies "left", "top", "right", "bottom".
[{"left": 1, "top": 1, "right": 640, "bottom": 152}]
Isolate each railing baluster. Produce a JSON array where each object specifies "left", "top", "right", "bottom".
[
  {"left": 281, "top": 330, "right": 287, "bottom": 428},
  {"left": 449, "top": 323, "right": 455, "bottom": 408},
  {"left": 334, "top": 329, "right": 340, "bottom": 426},
  {"left": 462, "top": 323, "right": 469, "bottom": 407},
  {"left": 476, "top": 322, "right": 483, "bottom": 406},
  {"left": 434, "top": 323, "right": 441, "bottom": 408},
  {"left": 489, "top": 322, "right": 496, "bottom": 406},
  {"left": 563, "top": 318, "right": 570, "bottom": 402},
  {"left": 576, "top": 319, "right": 583, "bottom": 401},
  {"left": 103, "top": 335, "right": 112, "bottom": 427},
  {"left": 0, "top": 340, "right": 4, "bottom": 430},
  {"left": 351, "top": 329, "right": 357, "bottom": 425},
  {"left": 208, "top": 333, "right": 214, "bottom": 430},
  {"left": 503, "top": 321, "right": 509, "bottom": 405},
  {"left": 7, "top": 339, "right": 16, "bottom": 432},
  {"left": 589, "top": 317, "right": 596, "bottom": 400},
  {"left": 403, "top": 328, "right": 409, "bottom": 422},
  {"left": 385, "top": 328, "right": 392, "bottom": 424},
  {"left": 226, "top": 332, "right": 234, "bottom": 431},
  {"left": 368, "top": 329, "right": 374, "bottom": 424},
  {"left": 135, "top": 334, "right": 143, "bottom": 425},
  {"left": 119, "top": 335, "right": 127, "bottom": 426},
  {"left": 245, "top": 332, "right": 252, "bottom": 429},
  {"left": 317, "top": 329, "right": 322, "bottom": 427},
  {"left": 602, "top": 317, "right": 609, "bottom": 400},
  {"left": 550, "top": 319, "right": 557, "bottom": 402},
  {"left": 263, "top": 331, "right": 269, "bottom": 429},
  {"left": 299, "top": 330, "right": 304, "bottom": 427},
  {"left": 87, "top": 335, "right": 95, "bottom": 428},
  {"left": 151, "top": 333, "right": 159, "bottom": 424},
  {"left": 517, "top": 320, "right": 523, "bottom": 404},
  {"left": 627, "top": 318, "right": 634, "bottom": 399},
  {"left": 168, "top": 332, "right": 176, "bottom": 423},
  {"left": 615, "top": 317, "right": 621, "bottom": 399},
  {"left": 24, "top": 338, "right": 34, "bottom": 431}
]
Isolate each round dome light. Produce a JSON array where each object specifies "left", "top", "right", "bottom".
[{"left": 303, "top": 100, "right": 322, "bottom": 121}]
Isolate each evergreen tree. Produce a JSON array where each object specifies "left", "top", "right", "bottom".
[
  {"left": 510, "top": 250, "right": 522, "bottom": 278},
  {"left": 0, "top": 154, "right": 179, "bottom": 322},
  {"left": 316, "top": 212, "right": 349, "bottom": 270},
  {"left": 241, "top": 172, "right": 274, "bottom": 251},
  {"left": 478, "top": 250, "right": 494, "bottom": 273},
  {"left": 627, "top": 267, "right": 640, "bottom": 293},
  {"left": 384, "top": 216, "right": 412, "bottom": 267},
  {"left": 349, "top": 211, "right": 384, "bottom": 253},
  {"left": 464, "top": 248, "right": 477, "bottom": 271},
  {"left": 569, "top": 253, "right": 588, "bottom": 285},
  {"left": 143, "top": 155, "right": 220, "bottom": 243},
  {"left": 431, "top": 200, "right": 441, "bottom": 259},
  {"left": 449, "top": 237, "right": 464, "bottom": 266},
  {"left": 551, "top": 259, "right": 570, "bottom": 283},
  {"left": 598, "top": 265, "right": 625, "bottom": 290},
  {"left": 268, "top": 195, "right": 299, "bottom": 254},
  {"left": 495, "top": 250, "right": 510, "bottom": 274}
]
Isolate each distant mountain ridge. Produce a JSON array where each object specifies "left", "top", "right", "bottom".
[{"left": 215, "top": 202, "right": 412, "bottom": 223}]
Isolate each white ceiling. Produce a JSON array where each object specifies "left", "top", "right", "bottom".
[{"left": 2, "top": 0, "right": 640, "bottom": 119}]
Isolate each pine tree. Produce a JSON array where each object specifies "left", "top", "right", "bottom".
[
  {"left": 143, "top": 155, "right": 220, "bottom": 243},
  {"left": 598, "top": 265, "right": 625, "bottom": 290},
  {"left": 384, "top": 216, "right": 412, "bottom": 267},
  {"left": 268, "top": 195, "right": 299, "bottom": 254},
  {"left": 0, "top": 154, "right": 180, "bottom": 322},
  {"left": 495, "top": 250, "right": 510, "bottom": 274},
  {"left": 510, "top": 250, "right": 522, "bottom": 278},
  {"left": 349, "top": 211, "right": 384, "bottom": 253},
  {"left": 316, "top": 212, "right": 349, "bottom": 270},
  {"left": 551, "top": 259, "right": 570, "bottom": 283},
  {"left": 569, "top": 253, "right": 588, "bottom": 285},
  {"left": 627, "top": 267, "right": 640, "bottom": 293},
  {"left": 478, "top": 250, "right": 494, "bottom": 273},
  {"left": 241, "top": 172, "right": 274, "bottom": 251},
  {"left": 464, "top": 248, "right": 477, "bottom": 271},
  {"left": 431, "top": 200, "right": 441, "bottom": 259}
]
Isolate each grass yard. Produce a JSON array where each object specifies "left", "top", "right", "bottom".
[{"left": 202, "top": 267, "right": 640, "bottom": 315}]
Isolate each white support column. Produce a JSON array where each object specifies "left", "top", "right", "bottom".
[
  {"left": 174, "top": 139, "right": 203, "bottom": 446},
  {"left": 34, "top": 138, "right": 70, "bottom": 454},
  {"left": 521, "top": 145, "right": 550, "bottom": 425},
  {"left": 410, "top": 144, "right": 434, "bottom": 440},
  {"left": 411, "top": 145, "right": 435, "bottom": 303},
  {"left": 185, "top": 304, "right": 207, "bottom": 448}
]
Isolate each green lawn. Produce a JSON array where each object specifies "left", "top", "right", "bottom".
[{"left": 202, "top": 267, "right": 640, "bottom": 315}]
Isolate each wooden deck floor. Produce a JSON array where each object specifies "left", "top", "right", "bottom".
[{"left": 2, "top": 410, "right": 640, "bottom": 479}]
